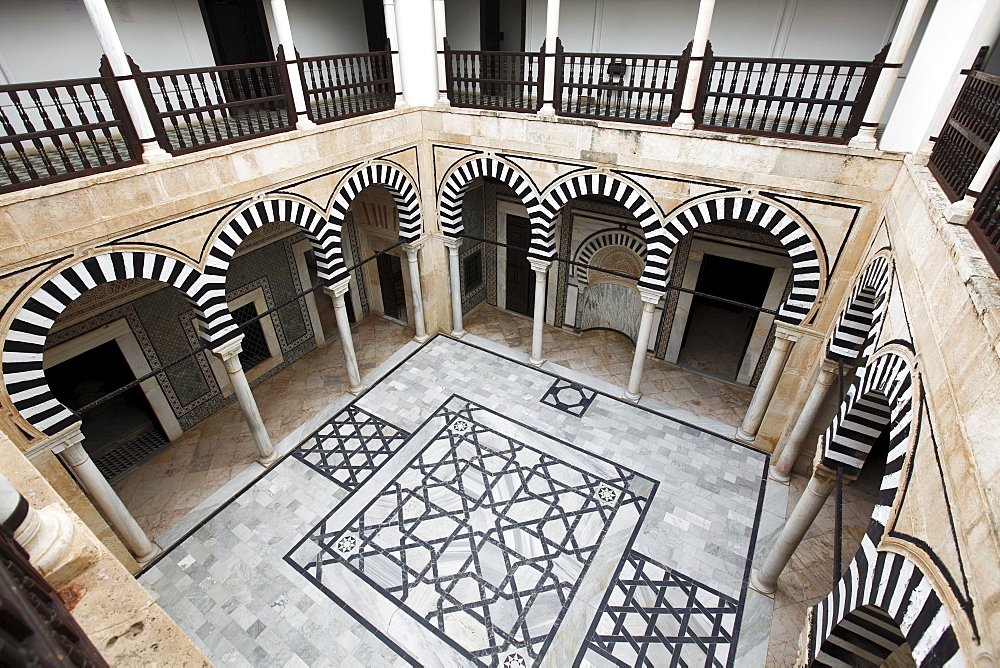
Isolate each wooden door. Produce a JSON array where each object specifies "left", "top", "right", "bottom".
[
  {"left": 504, "top": 215, "right": 534, "bottom": 316},
  {"left": 377, "top": 253, "right": 407, "bottom": 321}
]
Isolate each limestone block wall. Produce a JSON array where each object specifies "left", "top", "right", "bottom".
[{"left": 0, "top": 431, "right": 209, "bottom": 665}]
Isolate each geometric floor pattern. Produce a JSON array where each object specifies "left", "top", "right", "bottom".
[
  {"left": 580, "top": 551, "right": 739, "bottom": 667},
  {"left": 291, "top": 405, "right": 410, "bottom": 490},
  {"left": 288, "top": 396, "right": 655, "bottom": 667},
  {"left": 540, "top": 378, "right": 598, "bottom": 417},
  {"left": 139, "top": 334, "right": 777, "bottom": 667}
]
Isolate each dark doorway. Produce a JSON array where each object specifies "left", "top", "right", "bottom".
[
  {"left": 45, "top": 341, "right": 164, "bottom": 463},
  {"left": 362, "top": 0, "right": 388, "bottom": 52},
  {"left": 231, "top": 302, "right": 273, "bottom": 371},
  {"left": 504, "top": 214, "right": 534, "bottom": 317},
  {"left": 481, "top": 0, "right": 502, "bottom": 51},
  {"left": 377, "top": 253, "right": 407, "bottom": 322},
  {"left": 199, "top": 0, "right": 274, "bottom": 66},
  {"left": 481, "top": 0, "right": 526, "bottom": 51},
  {"left": 677, "top": 254, "right": 774, "bottom": 381}
]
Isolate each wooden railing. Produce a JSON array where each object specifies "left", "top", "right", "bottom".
[
  {"left": 928, "top": 69, "right": 1000, "bottom": 202},
  {"left": 969, "top": 162, "right": 1000, "bottom": 277},
  {"left": 556, "top": 42, "right": 686, "bottom": 124},
  {"left": 299, "top": 47, "right": 395, "bottom": 123},
  {"left": 134, "top": 50, "right": 295, "bottom": 155},
  {"left": 696, "top": 44, "right": 887, "bottom": 142},
  {"left": 445, "top": 39, "right": 544, "bottom": 112},
  {"left": 0, "top": 57, "right": 140, "bottom": 193}
]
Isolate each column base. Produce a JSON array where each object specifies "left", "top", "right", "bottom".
[
  {"left": 749, "top": 568, "right": 776, "bottom": 595},
  {"left": 528, "top": 357, "right": 545, "bottom": 367},
  {"left": 349, "top": 384, "right": 365, "bottom": 395},
  {"left": 671, "top": 114, "right": 695, "bottom": 130},
  {"left": 257, "top": 450, "right": 280, "bottom": 467},
  {"left": 295, "top": 117, "right": 317, "bottom": 130},
  {"left": 768, "top": 466, "right": 791, "bottom": 484},
  {"left": 436, "top": 96, "right": 451, "bottom": 108},
  {"left": 140, "top": 144, "right": 171, "bottom": 164},
  {"left": 394, "top": 97, "right": 409, "bottom": 110},
  {"left": 414, "top": 333, "right": 430, "bottom": 344},
  {"left": 451, "top": 329, "right": 467, "bottom": 339},
  {"left": 735, "top": 427, "right": 756, "bottom": 443},
  {"left": 134, "top": 543, "right": 162, "bottom": 566},
  {"left": 848, "top": 132, "right": 878, "bottom": 150},
  {"left": 623, "top": 390, "right": 641, "bottom": 403},
  {"left": 538, "top": 103, "right": 556, "bottom": 116}
]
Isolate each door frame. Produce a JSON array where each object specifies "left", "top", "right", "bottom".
[
  {"left": 665, "top": 238, "right": 791, "bottom": 385},
  {"left": 197, "top": 0, "right": 275, "bottom": 66},
  {"left": 44, "top": 319, "right": 183, "bottom": 441}
]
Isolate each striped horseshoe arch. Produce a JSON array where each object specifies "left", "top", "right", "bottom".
[
  {"left": 821, "top": 349, "right": 912, "bottom": 475},
  {"left": 663, "top": 196, "right": 822, "bottom": 324},
  {"left": 329, "top": 162, "right": 422, "bottom": 243},
  {"left": 206, "top": 195, "right": 336, "bottom": 299},
  {"left": 1, "top": 252, "right": 228, "bottom": 436},
  {"left": 439, "top": 156, "right": 547, "bottom": 255},
  {"left": 827, "top": 255, "right": 891, "bottom": 366},
  {"left": 811, "top": 351, "right": 959, "bottom": 666},
  {"left": 540, "top": 173, "right": 669, "bottom": 292}
]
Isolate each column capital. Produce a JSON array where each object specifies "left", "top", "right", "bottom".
[
  {"left": 818, "top": 358, "right": 841, "bottom": 377},
  {"left": 28, "top": 422, "right": 85, "bottom": 460},
  {"left": 401, "top": 237, "right": 428, "bottom": 254},
  {"left": 439, "top": 236, "right": 463, "bottom": 250},
  {"left": 638, "top": 287, "right": 664, "bottom": 305},
  {"left": 528, "top": 258, "right": 552, "bottom": 274},
  {"left": 212, "top": 333, "right": 246, "bottom": 363},
  {"left": 323, "top": 276, "right": 353, "bottom": 300}
]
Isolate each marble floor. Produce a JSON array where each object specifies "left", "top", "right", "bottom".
[{"left": 138, "top": 334, "right": 786, "bottom": 667}]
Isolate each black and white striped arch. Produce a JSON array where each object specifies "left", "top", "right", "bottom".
[
  {"left": 572, "top": 229, "right": 646, "bottom": 285},
  {"left": 329, "top": 162, "right": 422, "bottom": 241},
  {"left": 540, "top": 173, "right": 668, "bottom": 291},
  {"left": 827, "top": 255, "right": 891, "bottom": 366},
  {"left": 439, "top": 156, "right": 546, "bottom": 254},
  {"left": 811, "top": 351, "right": 960, "bottom": 666},
  {"left": 663, "top": 196, "right": 822, "bottom": 324},
  {"left": 206, "top": 197, "right": 336, "bottom": 300},
  {"left": 1, "top": 252, "right": 226, "bottom": 436}
]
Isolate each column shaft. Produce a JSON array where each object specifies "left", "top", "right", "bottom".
[
  {"left": 433, "top": 0, "right": 450, "bottom": 105},
  {"left": 737, "top": 333, "right": 795, "bottom": 442},
  {"left": 269, "top": 0, "right": 315, "bottom": 129},
  {"left": 751, "top": 472, "right": 836, "bottom": 593},
  {"left": 329, "top": 287, "right": 365, "bottom": 393},
  {"left": 947, "top": 134, "right": 1000, "bottom": 223},
  {"left": 538, "top": 0, "right": 561, "bottom": 115},
  {"left": 81, "top": 0, "right": 169, "bottom": 162},
  {"left": 446, "top": 241, "right": 466, "bottom": 337},
  {"left": 772, "top": 363, "right": 837, "bottom": 481},
  {"left": 528, "top": 261, "right": 551, "bottom": 366},
  {"left": 219, "top": 351, "right": 276, "bottom": 465},
  {"left": 383, "top": 0, "right": 406, "bottom": 106},
  {"left": 624, "top": 299, "right": 658, "bottom": 401},
  {"left": 672, "top": 0, "right": 716, "bottom": 130},
  {"left": 404, "top": 245, "right": 429, "bottom": 343},
  {"left": 59, "top": 442, "right": 155, "bottom": 562}
]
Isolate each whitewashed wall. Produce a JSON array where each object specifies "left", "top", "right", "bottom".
[{"left": 0, "top": 0, "right": 368, "bottom": 84}]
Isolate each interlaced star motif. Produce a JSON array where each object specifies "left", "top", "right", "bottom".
[
  {"left": 502, "top": 653, "right": 526, "bottom": 668},
  {"left": 596, "top": 483, "right": 620, "bottom": 505},
  {"left": 336, "top": 535, "right": 356, "bottom": 554},
  {"left": 451, "top": 418, "right": 471, "bottom": 433}
]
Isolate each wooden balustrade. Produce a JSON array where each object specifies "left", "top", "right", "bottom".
[
  {"left": 133, "top": 50, "right": 295, "bottom": 155},
  {"left": 969, "top": 161, "right": 1000, "bottom": 277},
  {"left": 299, "top": 47, "right": 395, "bottom": 123},
  {"left": 0, "top": 57, "right": 140, "bottom": 193},
  {"left": 556, "top": 42, "right": 685, "bottom": 124},
  {"left": 696, "top": 45, "right": 886, "bottom": 142},
  {"left": 444, "top": 39, "right": 543, "bottom": 112},
  {"left": 928, "top": 69, "right": 1000, "bottom": 202}
]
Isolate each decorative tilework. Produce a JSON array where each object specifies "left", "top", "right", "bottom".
[
  {"left": 292, "top": 406, "right": 410, "bottom": 490},
  {"left": 287, "top": 396, "right": 655, "bottom": 667},
  {"left": 579, "top": 551, "right": 739, "bottom": 667},
  {"left": 541, "top": 378, "right": 597, "bottom": 417}
]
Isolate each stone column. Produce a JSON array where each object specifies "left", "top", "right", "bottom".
[
  {"left": 81, "top": 0, "right": 170, "bottom": 163},
  {"left": 737, "top": 327, "right": 798, "bottom": 443},
  {"left": 433, "top": 0, "right": 450, "bottom": 106},
  {"left": 624, "top": 289, "right": 662, "bottom": 402},
  {"left": 848, "top": 0, "right": 931, "bottom": 149},
  {"left": 671, "top": 0, "right": 716, "bottom": 130},
  {"left": 269, "top": 0, "right": 316, "bottom": 130},
  {"left": 0, "top": 473, "right": 77, "bottom": 576},
  {"left": 383, "top": 0, "right": 407, "bottom": 108},
  {"left": 946, "top": 133, "right": 1000, "bottom": 224},
  {"left": 751, "top": 465, "right": 837, "bottom": 594},
  {"left": 537, "top": 0, "right": 561, "bottom": 116},
  {"left": 528, "top": 259, "right": 552, "bottom": 366},
  {"left": 324, "top": 280, "right": 365, "bottom": 394},
  {"left": 771, "top": 360, "right": 838, "bottom": 482},
  {"left": 212, "top": 336, "right": 277, "bottom": 465},
  {"left": 403, "top": 241, "right": 429, "bottom": 343},
  {"left": 443, "top": 237, "right": 466, "bottom": 337},
  {"left": 393, "top": 0, "right": 439, "bottom": 107},
  {"left": 52, "top": 426, "right": 157, "bottom": 563}
]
